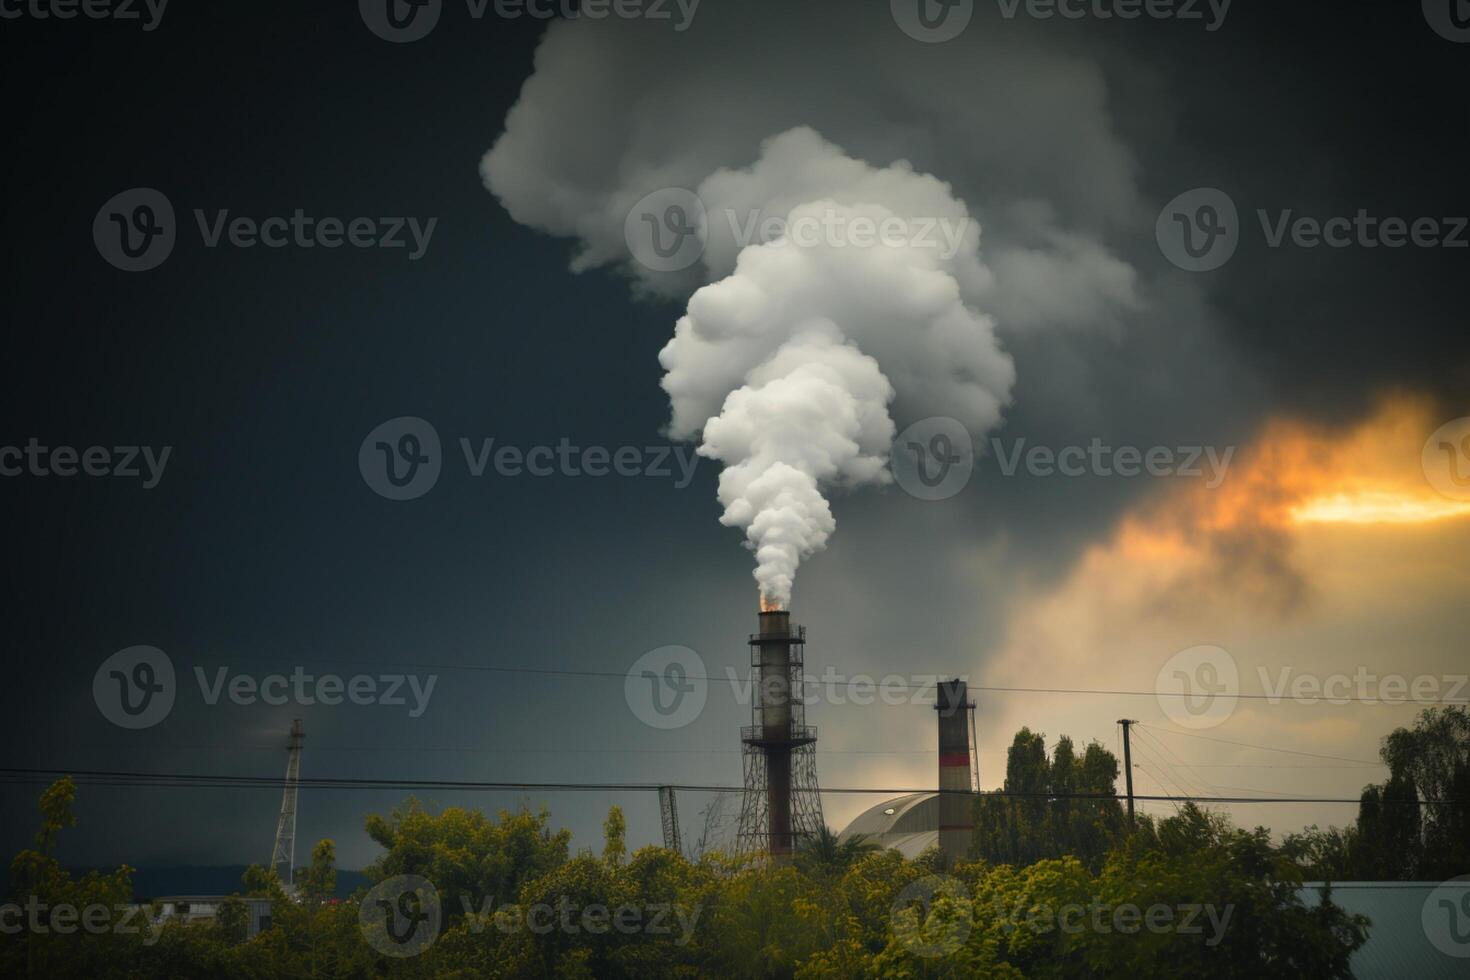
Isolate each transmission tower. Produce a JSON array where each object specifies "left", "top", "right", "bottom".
[
  {"left": 269, "top": 719, "right": 304, "bottom": 889},
  {"left": 657, "top": 785, "right": 682, "bottom": 854}
]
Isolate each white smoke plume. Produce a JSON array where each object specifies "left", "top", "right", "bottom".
[
  {"left": 654, "top": 128, "right": 1013, "bottom": 605},
  {"left": 481, "top": 9, "right": 1143, "bottom": 606}
]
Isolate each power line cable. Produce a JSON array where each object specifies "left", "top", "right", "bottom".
[
  {"left": 1135, "top": 724, "right": 1382, "bottom": 766},
  {"left": 0, "top": 766, "right": 1458, "bottom": 805}
]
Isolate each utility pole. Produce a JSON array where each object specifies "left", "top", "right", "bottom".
[
  {"left": 1117, "top": 719, "right": 1136, "bottom": 829},
  {"left": 270, "top": 719, "right": 304, "bottom": 890}
]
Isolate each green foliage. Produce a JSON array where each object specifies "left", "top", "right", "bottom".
[
  {"left": 298, "top": 839, "right": 338, "bottom": 907},
  {"left": 363, "top": 796, "right": 572, "bottom": 933},
  {"left": 972, "top": 730, "right": 1127, "bottom": 871},
  {"left": 239, "top": 863, "right": 277, "bottom": 897},
  {"left": 2, "top": 733, "right": 1400, "bottom": 980},
  {"left": 795, "top": 826, "right": 881, "bottom": 878},
  {"left": 603, "top": 805, "right": 628, "bottom": 867},
  {"left": 1286, "top": 705, "right": 1470, "bottom": 881}
]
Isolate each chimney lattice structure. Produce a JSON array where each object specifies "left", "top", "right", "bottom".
[
  {"left": 736, "top": 609, "right": 823, "bottom": 858},
  {"left": 269, "top": 718, "right": 304, "bottom": 889}
]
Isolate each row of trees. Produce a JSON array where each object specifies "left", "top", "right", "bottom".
[
  {"left": 1284, "top": 706, "right": 1470, "bottom": 882},
  {"left": 4, "top": 706, "right": 1463, "bottom": 977}
]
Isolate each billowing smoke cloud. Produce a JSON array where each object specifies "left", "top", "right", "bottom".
[
  {"left": 481, "top": 8, "right": 1144, "bottom": 605},
  {"left": 655, "top": 128, "right": 1013, "bottom": 604}
]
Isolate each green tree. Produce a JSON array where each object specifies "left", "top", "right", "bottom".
[
  {"left": 364, "top": 797, "right": 571, "bottom": 933},
  {"left": 298, "top": 839, "right": 337, "bottom": 907},
  {"left": 972, "top": 729, "right": 1127, "bottom": 870},
  {"left": 796, "top": 826, "right": 881, "bottom": 878},
  {"left": 603, "top": 805, "right": 627, "bottom": 866}
]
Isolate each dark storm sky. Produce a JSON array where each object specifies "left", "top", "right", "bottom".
[{"left": 1, "top": 0, "right": 1466, "bottom": 870}]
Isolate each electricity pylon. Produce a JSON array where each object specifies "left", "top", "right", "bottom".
[{"left": 269, "top": 719, "right": 304, "bottom": 890}]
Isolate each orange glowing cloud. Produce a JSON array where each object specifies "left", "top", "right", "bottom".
[
  {"left": 976, "top": 395, "right": 1470, "bottom": 817},
  {"left": 1100, "top": 394, "right": 1470, "bottom": 609}
]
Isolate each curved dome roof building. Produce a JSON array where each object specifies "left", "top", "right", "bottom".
[
  {"left": 838, "top": 680, "right": 978, "bottom": 862},
  {"left": 838, "top": 792, "right": 940, "bottom": 859}
]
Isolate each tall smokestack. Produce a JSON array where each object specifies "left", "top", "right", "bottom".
[
  {"left": 935, "top": 679, "right": 974, "bottom": 861},
  {"left": 738, "top": 608, "right": 822, "bottom": 858}
]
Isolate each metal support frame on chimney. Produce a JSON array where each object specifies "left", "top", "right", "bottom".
[{"left": 737, "top": 609, "right": 823, "bottom": 858}]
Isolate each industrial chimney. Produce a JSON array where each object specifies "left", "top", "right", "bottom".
[
  {"left": 737, "top": 608, "right": 824, "bottom": 858},
  {"left": 935, "top": 680, "right": 976, "bottom": 861}
]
